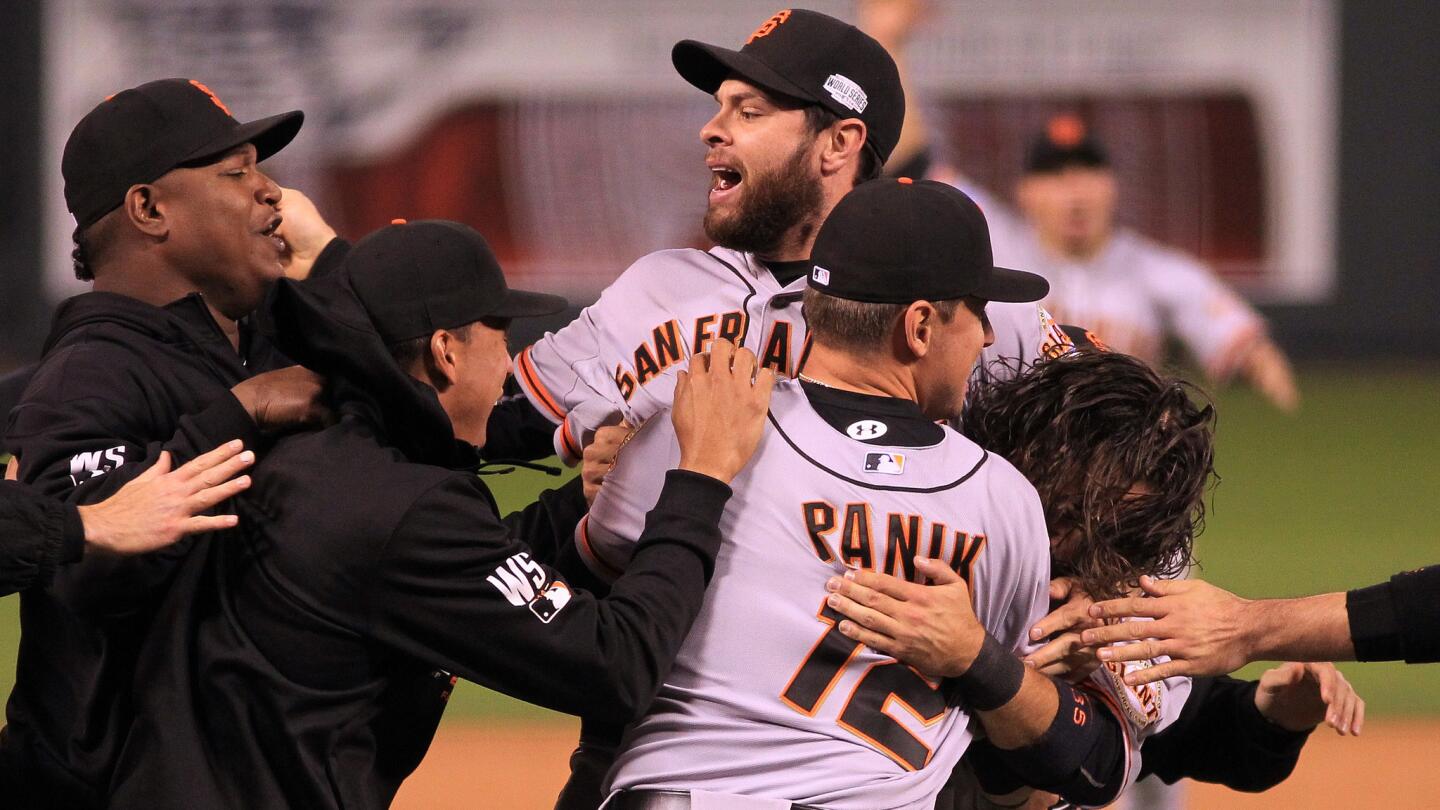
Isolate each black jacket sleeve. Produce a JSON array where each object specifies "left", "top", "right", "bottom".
[
  {"left": 502, "top": 477, "right": 611, "bottom": 596},
  {"left": 6, "top": 356, "right": 259, "bottom": 616},
  {"left": 371, "top": 468, "right": 729, "bottom": 724},
  {"left": 481, "top": 387, "right": 566, "bottom": 462},
  {"left": 1137, "top": 676, "right": 1311, "bottom": 791},
  {"left": 1348, "top": 564, "right": 1440, "bottom": 664},
  {"left": 0, "top": 481, "right": 85, "bottom": 597},
  {"left": 0, "top": 363, "right": 37, "bottom": 457}
]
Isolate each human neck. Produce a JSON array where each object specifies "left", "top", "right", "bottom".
[
  {"left": 1037, "top": 230, "right": 1108, "bottom": 263},
  {"left": 800, "top": 343, "right": 917, "bottom": 402},
  {"left": 756, "top": 177, "right": 852, "bottom": 263},
  {"left": 93, "top": 260, "right": 241, "bottom": 351}
]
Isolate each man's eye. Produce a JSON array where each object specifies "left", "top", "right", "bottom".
[{"left": 740, "top": 110, "right": 760, "bottom": 120}]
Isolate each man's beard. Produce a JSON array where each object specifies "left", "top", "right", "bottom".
[{"left": 704, "top": 143, "right": 824, "bottom": 256}]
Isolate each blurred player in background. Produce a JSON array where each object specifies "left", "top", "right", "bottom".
[{"left": 860, "top": 0, "right": 1301, "bottom": 413}]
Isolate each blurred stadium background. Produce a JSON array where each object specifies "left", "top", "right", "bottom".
[{"left": 1, "top": 1, "right": 1437, "bottom": 808}]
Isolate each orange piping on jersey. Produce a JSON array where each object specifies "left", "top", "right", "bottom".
[
  {"left": 558, "top": 420, "right": 582, "bottom": 463},
  {"left": 577, "top": 516, "right": 625, "bottom": 581},
  {"left": 515, "top": 348, "right": 566, "bottom": 422}
]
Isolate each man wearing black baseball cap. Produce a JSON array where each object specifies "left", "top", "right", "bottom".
[
  {"left": 1, "top": 79, "right": 330, "bottom": 808},
  {"left": 110, "top": 219, "right": 775, "bottom": 809},
  {"left": 552, "top": 179, "right": 1116, "bottom": 810}
]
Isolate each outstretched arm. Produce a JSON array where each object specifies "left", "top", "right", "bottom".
[{"left": 1082, "top": 569, "right": 1440, "bottom": 684}]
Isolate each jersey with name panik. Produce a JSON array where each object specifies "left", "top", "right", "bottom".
[
  {"left": 581, "top": 379, "right": 1051, "bottom": 810},
  {"left": 513, "top": 246, "right": 1067, "bottom": 463}
]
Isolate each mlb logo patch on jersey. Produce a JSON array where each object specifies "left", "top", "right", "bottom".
[
  {"left": 529, "top": 581, "right": 572, "bottom": 624},
  {"left": 863, "top": 452, "right": 905, "bottom": 475},
  {"left": 811, "top": 265, "right": 831, "bottom": 286}
]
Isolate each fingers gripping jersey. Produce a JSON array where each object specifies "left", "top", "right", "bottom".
[
  {"left": 581, "top": 380, "right": 1052, "bottom": 809},
  {"left": 514, "top": 246, "right": 1066, "bottom": 463}
]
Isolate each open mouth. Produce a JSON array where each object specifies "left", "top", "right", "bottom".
[
  {"left": 261, "top": 216, "right": 286, "bottom": 254},
  {"left": 709, "top": 164, "right": 743, "bottom": 196}
]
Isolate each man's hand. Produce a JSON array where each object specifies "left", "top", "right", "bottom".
[
  {"left": 1081, "top": 576, "right": 1254, "bottom": 685},
  {"left": 1022, "top": 577, "right": 1103, "bottom": 682},
  {"left": 581, "top": 421, "right": 634, "bottom": 504},
  {"left": 1241, "top": 338, "right": 1300, "bottom": 413},
  {"left": 825, "top": 557, "right": 983, "bottom": 678},
  {"left": 230, "top": 366, "right": 330, "bottom": 433},
  {"left": 671, "top": 341, "right": 774, "bottom": 484},
  {"left": 275, "top": 187, "right": 338, "bottom": 280},
  {"left": 1255, "top": 662, "right": 1364, "bottom": 736},
  {"left": 76, "top": 441, "right": 254, "bottom": 555}
]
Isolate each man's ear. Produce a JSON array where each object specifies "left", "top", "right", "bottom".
[
  {"left": 123, "top": 184, "right": 167, "bottom": 238},
  {"left": 820, "top": 118, "right": 868, "bottom": 178},
  {"left": 901, "top": 300, "right": 937, "bottom": 360},
  {"left": 426, "top": 329, "right": 462, "bottom": 390}
]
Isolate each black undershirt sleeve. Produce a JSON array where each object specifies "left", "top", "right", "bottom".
[
  {"left": 1137, "top": 676, "right": 1311, "bottom": 792},
  {"left": 1348, "top": 564, "right": 1440, "bottom": 664}
]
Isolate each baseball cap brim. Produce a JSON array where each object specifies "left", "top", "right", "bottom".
[
  {"left": 489, "top": 288, "right": 568, "bottom": 320},
  {"left": 974, "top": 266, "right": 1051, "bottom": 303},
  {"left": 673, "top": 40, "right": 819, "bottom": 106},
  {"left": 181, "top": 109, "right": 305, "bottom": 167}
]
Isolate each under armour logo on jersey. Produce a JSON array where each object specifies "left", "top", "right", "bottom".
[
  {"left": 69, "top": 445, "right": 126, "bottom": 487},
  {"left": 811, "top": 265, "right": 830, "bottom": 286},
  {"left": 846, "top": 420, "right": 887, "bottom": 440},
  {"left": 863, "top": 452, "right": 905, "bottom": 475}
]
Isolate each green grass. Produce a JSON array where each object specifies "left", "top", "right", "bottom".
[{"left": 2, "top": 366, "right": 1437, "bottom": 723}]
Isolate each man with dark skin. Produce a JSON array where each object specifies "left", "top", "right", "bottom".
[{"left": 2, "top": 78, "right": 328, "bottom": 807}]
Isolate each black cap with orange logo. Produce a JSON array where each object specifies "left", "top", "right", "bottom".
[
  {"left": 809, "top": 178, "right": 1049, "bottom": 305},
  {"left": 672, "top": 8, "right": 905, "bottom": 166},
  {"left": 63, "top": 78, "right": 303, "bottom": 231},
  {"left": 1024, "top": 114, "right": 1110, "bottom": 174}
]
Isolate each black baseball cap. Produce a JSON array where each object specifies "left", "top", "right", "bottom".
[
  {"left": 809, "top": 178, "right": 1049, "bottom": 304},
  {"left": 672, "top": 9, "right": 905, "bottom": 165},
  {"left": 63, "top": 78, "right": 303, "bottom": 231},
  {"left": 344, "top": 220, "right": 567, "bottom": 345},
  {"left": 1024, "top": 114, "right": 1110, "bottom": 174}
]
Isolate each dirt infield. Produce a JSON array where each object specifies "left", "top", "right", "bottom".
[{"left": 393, "top": 718, "right": 1440, "bottom": 809}]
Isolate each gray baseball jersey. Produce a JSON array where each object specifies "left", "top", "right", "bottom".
[
  {"left": 581, "top": 379, "right": 1052, "bottom": 809},
  {"left": 937, "top": 170, "right": 1263, "bottom": 379},
  {"left": 513, "top": 246, "right": 1070, "bottom": 463}
]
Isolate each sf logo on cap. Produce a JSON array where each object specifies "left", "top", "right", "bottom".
[{"left": 748, "top": 9, "right": 792, "bottom": 43}]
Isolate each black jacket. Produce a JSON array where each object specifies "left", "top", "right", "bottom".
[
  {"left": 1, "top": 291, "right": 265, "bottom": 808},
  {"left": 1137, "top": 676, "right": 1311, "bottom": 791},
  {"left": 0, "top": 482, "right": 85, "bottom": 597},
  {"left": 109, "top": 275, "right": 732, "bottom": 810}
]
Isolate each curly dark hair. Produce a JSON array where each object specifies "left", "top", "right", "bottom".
[{"left": 962, "top": 351, "right": 1216, "bottom": 600}]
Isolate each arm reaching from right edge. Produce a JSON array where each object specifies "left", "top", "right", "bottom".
[{"left": 1084, "top": 569, "right": 1440, "bottom": 686}]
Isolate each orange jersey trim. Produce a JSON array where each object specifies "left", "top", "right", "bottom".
[{"left": 515, "top": 347, "right": 566, "bottom": 422}]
